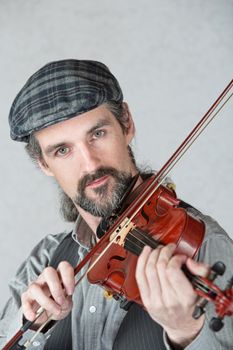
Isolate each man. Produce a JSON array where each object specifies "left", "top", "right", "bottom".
[{"left": 1, "top": 60, "right": 232, "bottom": 349}]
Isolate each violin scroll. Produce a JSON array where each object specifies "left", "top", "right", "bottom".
[
  {"left": 210, "top": 276, "right": 233, "bottom": 331},
  {"left": 192, "top": 262, "right": 233, "bottom": 331}
]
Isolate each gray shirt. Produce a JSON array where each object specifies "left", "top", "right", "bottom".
[{"left": 0, "top": 208, "right": 233, "bottom": 350}]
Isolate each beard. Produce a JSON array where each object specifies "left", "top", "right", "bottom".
[{"left": 73, "top": 166, "right": 133, "bottom": 218}]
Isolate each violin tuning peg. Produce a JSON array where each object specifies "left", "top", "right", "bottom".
[
  {"left": 226, "top": 276, "right": 233, "bottom": 289},
  {"left": 192, "top": 298, "right": 208, "bottom": 319},
  {"left": 211, "top": 261, "right": 226, "bottom": 276},
  {"left": 193, "top": 305, "right": 206, "bottom": 319},
  {"left": 209, "top": 317, "right": 224, "bottom": 332}
]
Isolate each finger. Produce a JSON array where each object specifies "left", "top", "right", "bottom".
[
  {"left": 155, "top": 244, "right": 178, "bottom": 302},
  {"left": 136, "top": 245, "right": 164, "bottom": 308},
  {"left": 136, "top": 245, "right": 153, "bottom": 302},
  {"left": 166, "top": 254, "right": 197, "bottom": 306},
  {"left": 156, "top": 243, "right": 177, "bottom": 287},
  {"left": 57, "top": 261, "right": 75, "bottom": 296},
  {"left": 143, "top": 246, "right": 164, "bottom": 297},
  {"left": 25, "top": 282, "right": 62, "bottom": 319},
  {"left": 186, "top": 258, "right": 210, "bottom": 277},
  {"left": 21, "top": 291, "right": 39, "bottom": 321},
  {"left": 42, "top": 266, "right": 67, "bottom": 306}
]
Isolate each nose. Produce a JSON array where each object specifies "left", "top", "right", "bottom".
[{"left": 78, "top": 142, "right": 101, "bottom": 173}]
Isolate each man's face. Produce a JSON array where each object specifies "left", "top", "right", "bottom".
[{"left": 35, "top": 105, "right": 137, "bottom": 218}]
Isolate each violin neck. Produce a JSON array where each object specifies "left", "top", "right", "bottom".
[{"left": 124, "top": 228, "right": 216, "bottom": 297}]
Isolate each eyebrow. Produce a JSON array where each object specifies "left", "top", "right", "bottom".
[
  {"left": 86, "top": 118, "right": 112, "bottom": 136},
  {"left": 44, "top": 117, "right": 112, "bottom": 156}
]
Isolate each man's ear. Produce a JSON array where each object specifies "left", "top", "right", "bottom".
[
  {"left": 37, "top": 158, "right": 54, "bottom": 177},
  {"left": 122, "top": 102, "right": 135, "bottom": 145}
]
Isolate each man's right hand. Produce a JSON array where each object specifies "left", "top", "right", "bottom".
[{"left": 21, "top": 261, "right": 75, "bottom": 327}]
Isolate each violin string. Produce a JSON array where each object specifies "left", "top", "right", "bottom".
[
  {"left": 125, "top": 227, "right": 160, "bottom": 255},
  {"left": 184, "top": 269, "right": 216, "bottom": 293},
  {"left": 125, "top": 228, "right": 163, "bottom": 257},
  {"left": 80, "top": 82, "right": 233, "bottom": 288},
  {"left": 10, "top": 227, "right": 133, "bottom": 349},
  {"left": 124, "top": 231, "right": 149, "bottom": 255},
  {"left": 10, "top": 227, "right": 132, "bottom": 349},
  {"left": 125, "top": 229, "right": 220, "bottom": 296},
  {"left": 5, "top": 85, "right": 232, "bottom": 350},
  {"left": 123, "top": 89, "right": 233, "bottom": 258},
  {"left": 124, "top": 84, "right": 233, "bottom": 225},
  {"left": 129, "top": 227, "right": 160, "bottom": 248},
  {"left": 191, "top": 278, "right": 218, "bottom": 296},
  {"left": 74, "top": 223, "right": 135, "bottom": 287}
]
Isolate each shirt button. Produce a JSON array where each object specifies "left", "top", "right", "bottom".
[
  {"left": 32, "top": 341, "right": 41, "bottom": 347},
  {"left": 89, "top": 305, "right": 96, "bottom": 313}
]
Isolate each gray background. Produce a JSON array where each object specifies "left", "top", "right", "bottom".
[{"left": 0, "top": 0, "right": 232, "bottom": 308}]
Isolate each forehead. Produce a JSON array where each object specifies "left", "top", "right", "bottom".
[{"left": 35, "top": 105, "right": 118, "bottom": 145}]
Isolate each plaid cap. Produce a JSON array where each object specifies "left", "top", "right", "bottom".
[{"left": 9, "top": 59, "right": 123, "bottom": 142}]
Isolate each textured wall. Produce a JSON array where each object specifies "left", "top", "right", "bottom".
[{"left": 0, "top": 0, "right": 232, "bottom": 308}]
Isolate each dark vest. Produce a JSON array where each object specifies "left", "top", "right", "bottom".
[{"left": 43, "top": 232, "right": 166, "bottom": 350}]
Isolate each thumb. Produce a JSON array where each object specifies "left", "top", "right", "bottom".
[{"left": 186, "top": 258, "right": 210, "bottom": 278}]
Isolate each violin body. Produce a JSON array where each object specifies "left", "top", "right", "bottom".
[
  {"left": 87, "top": 179, "right": 205, "bottom": 304},
  {"left": 3, "top": 81, "right": 232, "bottom": 350}
]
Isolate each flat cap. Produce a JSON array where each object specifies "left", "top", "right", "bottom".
[{"left": 9, "top": 59, "right": 123, "bottom": 142}]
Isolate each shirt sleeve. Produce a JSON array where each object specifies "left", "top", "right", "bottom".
[
  {"left": 163, "top": 319, "right": 232, "bottom": 350},
  {"left": 0, "top": 232, "right": 68, "bottom": 348},
  {"left": 163, "top": 209, "right": 233, "bottom": 350}
]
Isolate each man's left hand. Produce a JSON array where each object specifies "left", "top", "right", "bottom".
[{"left": 135, "top": 244, "right": 209, "bottom": 349}]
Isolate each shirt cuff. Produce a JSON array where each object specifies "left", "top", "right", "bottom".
[
  {"left": 163, "top": 320, "right": 220, "bottom": 350},
  {"left": 4, "top": 308, "right": 54, "bottom": 350}
]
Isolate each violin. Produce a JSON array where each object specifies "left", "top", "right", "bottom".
[
  {"left": 87, "top": 176, "right": 233, "bottom": 331},
  {"left": 2, "top": 80, "right": 233, "bottom": 350},
  {"left": 87, "top": 176, "right": 205, "bottom": 304}
]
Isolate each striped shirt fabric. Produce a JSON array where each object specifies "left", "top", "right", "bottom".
[{"left": 0, "top": 209, "right": 233, "bottom": 349}]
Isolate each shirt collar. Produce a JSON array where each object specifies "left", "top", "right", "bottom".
[{"left": 72, "top": 215, "right": 97, "bottom": 250}]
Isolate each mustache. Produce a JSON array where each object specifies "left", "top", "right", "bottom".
[{"left": 78, "top": 167, "right": 121, "bottom": 191}]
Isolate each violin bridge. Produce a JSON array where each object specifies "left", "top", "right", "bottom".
[{"left": 110, "top": 217, "right": 136, "bottom": 247}]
